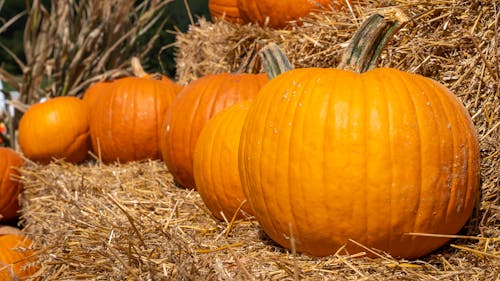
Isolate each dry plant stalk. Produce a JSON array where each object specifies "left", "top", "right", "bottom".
[{"left": 0, "top": 0, "right": 173, "bottom": 105}]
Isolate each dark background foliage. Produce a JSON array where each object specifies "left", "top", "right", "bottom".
[{"left": 0, "top": 0, "right": 211, "bottom": 79}]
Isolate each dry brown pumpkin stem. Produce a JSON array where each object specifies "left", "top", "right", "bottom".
[
  {"left": 258, "top": 42, "right": 294, "bottom": 79},
  {"left": 337, "top": 13, "right": 402, "bottom": 73}
]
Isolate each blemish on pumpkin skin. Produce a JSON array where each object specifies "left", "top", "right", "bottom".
[{"left": 282, "top": 90, "right": 290, "bottom": 101}]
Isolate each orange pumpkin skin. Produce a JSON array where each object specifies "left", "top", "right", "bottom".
[
  {"left": 237, "top": 0, "right": 350, "bottom": 28},
  {"left": 239, "top": 67, "right": 480, "bottom": 259},
  {"left": 194, "top": 101, "right": 254, "bottom": 220},
  {"left": 89, "top": 76, "right": 179, "bottom": 163},
  {"left": 82, "top": 80, "right": 112, "bottom": 110},
  {"left": 18, "top": 96, "right": 91, "bottom": 164},
  {"left": 209, "top": 0, "right": 244, "bottom": 24},
  {"left": 161, "top": 73, "right": 268, "bottom": 190},
  {"left": 0, "top": 148, "right": 24, "bottom": 222},
  {"left": 0, "top": 234, "right": 39, "bottom": 280}
]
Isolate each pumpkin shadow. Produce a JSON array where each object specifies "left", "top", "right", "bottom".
[{"left": 257, "top": 228, "right": 291, "bottom": 254}]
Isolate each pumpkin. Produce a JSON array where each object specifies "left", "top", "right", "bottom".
[
  {"left": 18, "top": 96, "right": 91, "bottom": 164},
  {"left": 0, "top": 148, "right": 24, "bottom": 222},
  {"left": 194, "top": 101, "right": 254, "bottom": 220},
  {"left": 89, "top": 75, "right": 179, "bottom": 163},
  {"left": 82, "top": 80, "right": 112, "bottom": 109},
  {"left": 209, "top": 0, "right": 244, "bottom": 24},
  {"left": 130, "top": 57, "right": 184, "bottom": 93},
  {"left": 161, "top": 72, "right": 268, "bottom": 189},
  {"left": 237, "top": 0, "right": 351, "bottom": 28},
  {"left": 238, "top": 15, "right": 480, "bottom": 259},
  {"left": 0, "top": 234, "right": 39, "bottom": 280},
  {"left": 83, "top": 59, "right": 182, "bottom": 112}
]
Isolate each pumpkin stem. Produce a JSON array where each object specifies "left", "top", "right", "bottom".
[
  {"left": 337, "top": 13, "right": 402, "bottom": 73},
  {"left": 258, "top": 43, "right": 294, "bottom": 79},
  {"left": 257, "top": 12, "right": 405, "bottom": 78},
  {"left": 131, "top": 57, "right": 148, "bottom": 78}
]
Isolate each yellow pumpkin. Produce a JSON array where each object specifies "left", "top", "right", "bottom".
[{"left": 194, "top": 101, "right": 254, "bottom": 220}]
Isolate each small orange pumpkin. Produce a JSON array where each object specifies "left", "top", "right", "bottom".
[
  {"left": 89, "top": 75, "right": 179, "bottom": 163},
  {"left": 18, "top": 96, "right": 91, "bottom": 164},
  {"left": 0, "top": 234, "right": 39, "bottom": 280},
  {"left": 194, "top": 101, "right": 254, "bottom": 220},
  {"left": 0, "top": 148, "right": 24, "bottom": 222},
  {"left": 161, "top": 72, "right": 268, "bottom": 189},
  {"left": 209, "top": 0, "right": 244, "bottom": 24},
  {"left": 130, "top": 57, "right": 184, "bottom": 93}
]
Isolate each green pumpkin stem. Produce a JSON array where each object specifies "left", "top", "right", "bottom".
[
  {"left": 258, "top": 13, "right": 403, "bottom": 78},
  {"left": 338, "top": 14, "right": 401, "bottom": 73},
  {"left": 258, "top": 43, "right": 294, "bottom": 79}
]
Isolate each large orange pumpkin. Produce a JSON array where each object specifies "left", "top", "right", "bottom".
[
  {"left": 82, "top": 80, "right": 112, "bottom": 110},
  {"left": 0, "top": 234, "right": 39, "bottom": 280},
  {"left": 194, "top": 101, "right": 254, "bottom": 220},
  {"left": 238, "top": 16, "right": 480, "bottom": 259},
  {"left": 161, "top": 72, "right": 268, "bottom": 189},
  {"left": 89, "top": 76, "right": 179, "bottom": 163},
  {"left": 209, "top": 0, "right": 244, "bottom": 24},
  {"left": 18, "top": 96, "right": 91, "bottom": 164},
  {"left": 0, "top": 148, "right": 24, "bottom": 222},
  {"left": 237, "top": 0, "right": 351, "bottom": 28}
]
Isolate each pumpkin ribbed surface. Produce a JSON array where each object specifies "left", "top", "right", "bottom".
[
  {"left": 161, "top": 73, "right": 268, "bottom": 189},
  {"left": 82, "top": 80, "right": 112, "bottom": 110},
  {"left": 237, "top": 0, "right": 350, "bottom": 28},
  {"left": 194, "top": 101, "right": 254, "bottom": 220},
  {"left": 18, "top": 96, "right": 91, "bottom": 164},
  {"left": 209, "top": 0, "right": 243, "bottom": 23},
  {"left": 239, "top": 67, "right": 480, "bottom": 259},
  {"left": 0, "top": 148, "right": 24, "bottom": 222},
  {"left": 89, "top": 76, "right": 179, "bottom": 163}
]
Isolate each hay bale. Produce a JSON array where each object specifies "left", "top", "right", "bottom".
[
  {"left": 19, "top": 159, "right": 500, "bottom": 280},
  {"left": 19, "top": 0, "right": 498, "bottom": 279}
]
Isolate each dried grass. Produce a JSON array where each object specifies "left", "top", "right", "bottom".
[
  {"left": 2, "top": 0, "right": 174, "bottom": 102},
  {"left": 17, "top": 0, "right": 499, "bottom": 280},
  {"left": 19, "top": 157, "right": 499, "bottom": 280}
]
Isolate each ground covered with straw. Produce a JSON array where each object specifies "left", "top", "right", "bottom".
[
  {"left": 20, "top": 159, "right": 499, "bottom": 280},
  {"left": 18, "top": 0, "right": 498, "bottom": 280}
]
